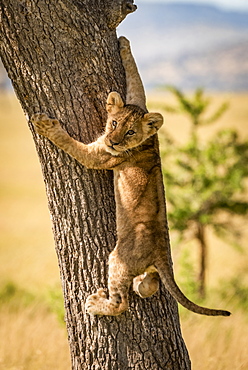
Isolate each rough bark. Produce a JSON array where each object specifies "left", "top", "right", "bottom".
[{"left": 0, "top": 1, "right": 191, "bottom": 369}]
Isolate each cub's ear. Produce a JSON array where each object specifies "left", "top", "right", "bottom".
[
  {"left": 106, "top": 92, "right": 124, "bottom": 114},
  {"left": 143, "top": 113, "right": 164, "bottom": 134}
]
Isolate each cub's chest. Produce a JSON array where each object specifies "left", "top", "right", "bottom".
[{"left": 114, "top": 166, "right": 149, "bottom": 209}]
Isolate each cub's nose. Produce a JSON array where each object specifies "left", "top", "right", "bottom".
[{"left": 110, "top": 139, "right": 120, "bottom": 146}]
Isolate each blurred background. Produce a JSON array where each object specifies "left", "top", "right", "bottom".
[
  {"left": 118, "top": 0, "right": 248, "bottom": 91},
  {"left": 1, "top": 1, "right": 248, "bottom": 369}
]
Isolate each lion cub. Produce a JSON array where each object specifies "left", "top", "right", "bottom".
[{"left": 32, "top": 37, "right": 230, "bottom": 317}]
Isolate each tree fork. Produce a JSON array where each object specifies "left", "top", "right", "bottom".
[{"left": 0, "top": 1, "right": 190, "bottom": 369}]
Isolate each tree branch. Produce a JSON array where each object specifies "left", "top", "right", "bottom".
[{"left": 106, "top": 0, "right": 137, "bottom": 29}]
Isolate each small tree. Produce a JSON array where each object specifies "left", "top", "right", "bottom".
[{"left": 161, "top": 87, "right": 248, "bottom": 298}]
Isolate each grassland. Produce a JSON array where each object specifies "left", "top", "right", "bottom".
[{"left": 0, "top": 91, "right": 247, "bottom": 369}]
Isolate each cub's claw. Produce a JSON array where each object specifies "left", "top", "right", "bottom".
[{"left": 31, "top": 112, "right": 61, "bottom": 138}]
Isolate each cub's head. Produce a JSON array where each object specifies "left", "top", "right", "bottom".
[{"left": 105, "top": 92, "right": 163, "bottom": 155}]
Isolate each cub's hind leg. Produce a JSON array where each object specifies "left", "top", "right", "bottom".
[
  {"left": 133, "top": 266, "right": 160, "bottom": 298},
  {"left": 85, "top": 251, "right": 132, "bottom": 316}
]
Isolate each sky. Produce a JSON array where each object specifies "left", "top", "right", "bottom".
[{"left": 141, "top": 0, "right": 248, "bottom": 11}]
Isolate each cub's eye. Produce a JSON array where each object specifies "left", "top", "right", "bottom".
[
  {"left": 126, "top": 130, "right": 135, "bottom": 136},
  {"left": 112, "top": 120, "right": 118, "bottom": 128}
]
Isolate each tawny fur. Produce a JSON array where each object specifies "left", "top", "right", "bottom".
[{"left": 31, "top": 36, "right": 230, "bottom": 317}]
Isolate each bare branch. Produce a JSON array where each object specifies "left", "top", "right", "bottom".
[{"left": 107, "top": 0, "right": 137, "bottom": 29}]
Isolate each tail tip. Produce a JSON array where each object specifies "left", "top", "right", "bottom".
[{"left": 223, "top": 310, "right": 231, "bottom": 317}]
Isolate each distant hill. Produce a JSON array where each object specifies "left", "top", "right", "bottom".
[
  {"left": 1, "top": 3, "right": 248, "bottom": 92},
  {"left": 140, "top": 40, "right": 248, "bottom": 91},
  {"left": 118, "top": 2, "right": 248, "bottom": 91}
]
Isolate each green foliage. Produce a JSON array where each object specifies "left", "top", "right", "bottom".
[
  {"left": 161, "top": 87, "right": 248, "bottom": 243},
  {"left": 176, "top": 248, "right": 198, "bottom": 301},
  {"left": 0, "top": 280, "right": 65, "bottom": 325},
  {"left": 161, "top": 87, "right": 248, "bottom": 295},
  {"left": 163, "top": 86, "right": 229, "bottom": 128},
  {"left": 218, "top": 275, "right": 248, "bottom": 313},
  {"left": 46, "top": 286, "right": 65, "bottom": 325},
  {"left": 0, "top": 281, "right": 36, "bottom": 308}
]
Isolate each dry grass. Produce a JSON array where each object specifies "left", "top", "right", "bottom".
[
  {"left": 0, "top": 93, "right": 69, "bottom": 369},
  {"left": 0, "top": 304, "right": 71, "bottom": 370},
  {"left": 182, "top": 311, "right": 248, "bottom": 370},
  {"left": 0, "top": 93, "right": 59, "bottom": 292},
  {"left": 0, "top": 92, "right": 248, "bottom": 369}
]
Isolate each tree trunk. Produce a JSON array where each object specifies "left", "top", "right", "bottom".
[
  {"left": 196, "top": 223, "right": 207, "bottom": 299},
  {"left": 0, "top": 1, "right": 191, "bottom": 369}
]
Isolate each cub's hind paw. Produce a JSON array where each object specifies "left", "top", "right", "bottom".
[
  {"left": 133, "top": 271, "right": 160, "bottom": 298},
  {"left": 85, "top": 288, "right": 127, "bottom": 316},
  {"left": 31, "top": 113, "right": 60, "bottom": 138},
  {"left": 85, "top": 288, "right": 109, "bottom": 316}
]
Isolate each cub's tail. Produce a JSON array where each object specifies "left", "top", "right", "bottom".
[{"left": 155, "top": 260, "right": 231, "bottom": 317}]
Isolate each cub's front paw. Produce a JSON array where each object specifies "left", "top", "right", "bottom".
[
  {"left": 31, "top": 113, "right": 61, "bottom": 138},
  {"left": 118, "top": 36, "right": 130, "bottom": 56}
]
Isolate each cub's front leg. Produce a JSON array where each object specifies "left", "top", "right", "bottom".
[
  {"left": 31, "top": 112, "right": 74, "bottom": 149},
  {"left": 119, "top": 36, "right": 146, "bottom": 111},
  {"left": 31, "top": 113, "right": 122, "bottom": 170},
  {"left": 32, "top": 112, "right": 101, "bottom": 169},
  {"left": 32, "top": 112, "right": 86, "bottom": 163},
  {"left": 31, "top": 113, "right": 64, "bottom": 140}
]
